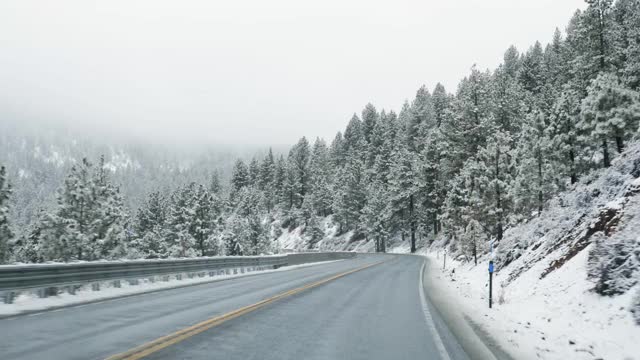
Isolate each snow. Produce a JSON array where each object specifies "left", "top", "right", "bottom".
[
  {"left": 0, "top": 260, "right": 341, "bottom": 317},
  {"left": 424, "top": 246, "right": 640, "bottom": 360},
  {"left": 276, "top": 214, "right": 412, "bottom": 253},
  {"left": 417, "top": 143, "right": 640, "bottom": 359}
]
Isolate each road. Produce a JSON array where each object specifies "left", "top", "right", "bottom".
[{"left": 0, "top": 254, "right": 470, "bottom": 360}]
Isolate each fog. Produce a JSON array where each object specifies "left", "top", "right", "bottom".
[{"left": 0, "top": 0, "right": 585, "bottom": 147}]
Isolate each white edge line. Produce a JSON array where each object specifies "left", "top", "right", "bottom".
[{"left": 419, "top": 260, "right": 452, "bottom": 360}]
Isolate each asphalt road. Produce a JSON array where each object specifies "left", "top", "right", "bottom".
[{"left": 0, "top": 254, "right": 470, "bottom": 360}]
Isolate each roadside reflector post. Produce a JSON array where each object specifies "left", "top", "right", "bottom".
[
  {"left": 488, "top": 260, "right": 494, "bottom": 309},
  {"left": 443, "top": 250, "right": 446, "bottom": 270}
]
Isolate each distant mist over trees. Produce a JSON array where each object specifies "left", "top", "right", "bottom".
[{"left": 1, "top": 0, "right": 640, "bottom": 264}]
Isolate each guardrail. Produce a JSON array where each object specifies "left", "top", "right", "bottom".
[{"left": 0, "top": 252, "right": 356, "bottom": 304}]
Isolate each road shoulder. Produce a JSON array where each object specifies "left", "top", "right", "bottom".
[{"left": 420, "top": 255, "right": 515, "bottom": 360}]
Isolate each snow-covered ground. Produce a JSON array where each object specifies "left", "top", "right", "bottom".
[
  {"left": 0, "top": 260, "right": 340, "bottom": 317},
  {"left": 276, "top": 215, "right": 378, "bottom": 253},
  {"left": 423, "top": 248, "right": 639, "bottom": 360},
  {"left": 415, "top": 145, "right": 640, "bottom": 360}
]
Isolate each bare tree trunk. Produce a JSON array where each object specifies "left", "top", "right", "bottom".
[
  {"left": 569, "top": 147, "right": 577, "bottom": 184},
  {"left": 616, "top": 136, "right": 624, "bottom": 154},
  {"left": 433, "top": 212, "right": 438, "bottom": 236},
  {"left": 410, "top": 194, "right": 416, "bottom": 253},
  {"left": 538, "top": 149, "right": 543, "bottom": 215},
  {"left": 473, "top": 239, "right": 477, "bottom": 266},
  {"left": 602, "top": 138, "right": 611, "bottom": 168}
]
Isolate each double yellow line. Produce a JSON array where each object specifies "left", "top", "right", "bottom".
[{"left": 106, "top": 259, "right": 385, "bottom": 360}]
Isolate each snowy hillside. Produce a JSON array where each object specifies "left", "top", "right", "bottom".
[
  {"left": 274, "top": 214, "right": 425, "bottom": 254},
  {"left": 420, "top": 141, "right": 640, "bottom": 359}
]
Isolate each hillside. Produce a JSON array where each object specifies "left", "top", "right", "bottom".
[{"left": 416, "top": 141, "right": 640, "bottom": 359}]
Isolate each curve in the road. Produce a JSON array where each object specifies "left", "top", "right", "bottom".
[{"left": 106, "top": 259, "right": 387, "bottom": 360}]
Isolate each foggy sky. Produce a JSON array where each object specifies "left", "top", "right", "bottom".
[{"left": 0, "top": 0, "right": 585, "bottom": 147}]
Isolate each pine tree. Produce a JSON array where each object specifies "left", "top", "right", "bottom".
[
  {"left": 0, "top": 166, "right": 13, "bottom": 263},
  {"left": 475, "top": 130, "right": 515, "bottom": 242},
  {"left": 548, "top": 87, "right": 582, "bottom": 184},
  {"left": 361, "top": 103, "right": 379, "bottom": 145},
  {"left": 133, "top": 191, "right": 168, "bottom": 258},
  {"left": 248, "top": 157, "right": 261, "bottom": 187},
  {"left": 579, "top": 72, "right": 640, "bottom": 167},
  {"left": 12, "top": 215, "right": 44, "bottom": 263},
  {"left": 288, "top": 137, "right": 311, "bottom": 209},
  {"left": 513, "top": 110, "right": 563, "bottom": 216},
  {"left": 209, "top": 170, "right": 222, "bottom": 195},
  {"left": 165, "top": 183, "right": 198, "bottom": 258},
  {"left": 34, "top": 157, "right": 128, "bottom": 262},
  {"left": 329, "top": 132, "right": 346, "bottom": 169},
  {"left": 193, "top": 184, "right": 221, "bottom": 256},
  {"left": 388, "top": 144, "right": 418, "bottom": 252},
  {"left": 309, "top": 138, "right": 333, "bottom": 216},
  {"left": 222, "top": 214, "right": 248, "bottom": 256},
  {"left": 333, "top": 149, "right": 367, "bottom": 234},
  {"left": 463, "top": 219, "right": 484, "bottom": 265},
  {"left": 91, "top": 156, "right": 129, "bottom": 260},
  {"left": 519, "top": 41, "right": 547, "bottom": 99},
  {"left": 408, "top": 85, "right": 435, "bottom": 152},
  {"left": 362, "top": 182, "right": 390, "bottom": 252},
  {"left": 230, "top": 159, "right": 249, "bottom": 198},
  {"left": 273, "top": 155, "right": 287, "bottom": 209},
  {"left": 584, "top": 0, "right": 615, "bottom": 72},
  {"left": 613, "top": 0, "right": 640, "bottom": 89}
]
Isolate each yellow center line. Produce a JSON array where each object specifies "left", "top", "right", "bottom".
[{"left": 105, "top": 259, "right": 388, "bottom": 360}]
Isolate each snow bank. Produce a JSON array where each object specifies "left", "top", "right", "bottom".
[{"left": 424, "top": 249, "right": 639, "bottom": 360}]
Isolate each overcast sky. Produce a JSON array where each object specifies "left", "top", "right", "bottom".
[{"left": 0, "top": 0, "right": 585, "bottom": 147}]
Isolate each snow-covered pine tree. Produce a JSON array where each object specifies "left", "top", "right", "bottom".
[
  {"left": 513, "top": 110, "right": 563, "bottom": 217},
  {"left": 11, "top": 212, "right": 44, "bottom": 263},
  {"left": 248, "top": 157, "right": 261, "bottom": 187},
  {"left": 273, "top": 155, "right": 288, "bottom": 210},
  {"left": 165, "top": 183, "right": 198, "bottom": 258},
  {"left": 222, "top": 214, "right": 248, "bottom": 256},
  {"left": 329, "top": 132, "right": 346, "bottom": 169},
  {"left": 361, "top": 182, "right": 390, "bottom": 252},
  {"left": 193, "top": 184, "right": 221, "bottom": 256},
  {"left": 333, "top": 145, "right": 367, "bottom": 234},
  {"left": 0, "top": 166, "right": 13, "bottom": 263},
  {"left": 308, "top": 138, "right": 333, "bottom": 217},
  {"left": 548, "top": 87, "right": 582, "bottom": 184},
  {"left": 408, "top": 85, "right": 435, "bottom": 152},
  {"left": 474, "top": 130, "right": 516, "bottom": 242},
  {"left": 259, "top": 148, "right": 277, "bottom": 212},
  {"left": 133, "top": 191, "right": 168, "bottom": 258},
  {"left": 246, "top": 213, "right": 269, "bottom": 255},
  {"left": 519, "top": 41, "right": 547, "bottom": 101},
  {"left": 612, "top": 0, "right": 640, "bottom": 89},
  {"left": 230, "top": 159, "right": 249, "bottom": 202},
  {"left": 463, "top": 219, "right": 484, "bottom": 265},
  {"left": 361, "top": 103, "right": 379, "bottom": 146},
  {"left": 579, "top": 72, "right": 640, "bottom": 167},
  {"left": 388, "top": 143, "right": 418, "bottom": 252},
  {"left": 209, "top": 170, "right": 222, "bottom": 195},
  {"left": 289, "top": 137, "right": 311, "bottom": 210},
  {"left": 91, "top": 156, "right": 129, "bottom": 260},
  {"left": 32, "top": 157, "right": 128, "bottom": 262}
]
